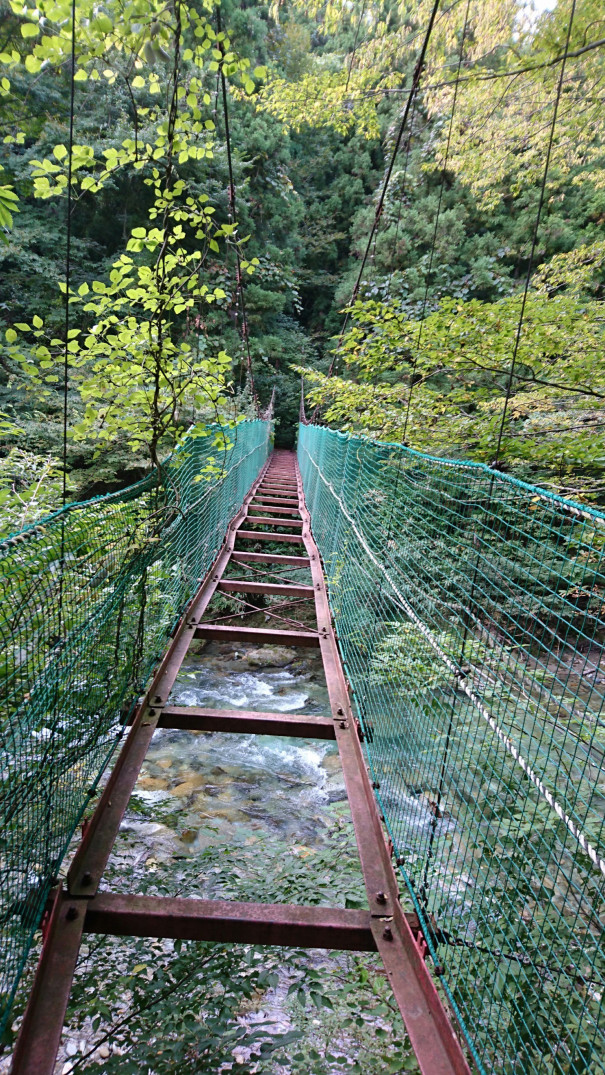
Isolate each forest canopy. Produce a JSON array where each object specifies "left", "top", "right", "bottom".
[{"left": 0, "top": 0, "right": 604, "bottom": 531}]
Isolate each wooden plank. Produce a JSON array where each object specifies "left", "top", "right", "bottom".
[
  {"left": 158, "top": 705, "right": 335, "bottom": 738},
  {"left": 194, "top": 624, "right": 320, "bottom": 647}
]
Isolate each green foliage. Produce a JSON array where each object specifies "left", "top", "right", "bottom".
[
  {"left": 299, "top": 283, "right": 605, "bottom": 497},
  {"left": 370, "top": 622, "right": 494, "bottom": 690},
  {"left": 0, "top": 178, "right": 18, "bottom": 242},
  {"left": 0, "top": 446, "right": 68, "bottom": 534}
]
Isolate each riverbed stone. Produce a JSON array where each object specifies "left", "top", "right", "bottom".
[
  {"left": 138, "top": 776, "right": 170, "bottom": 791},
  {"left": 171, "top": 775, "right": 206, "bottom": 796},
  {"left": 244, "top": 646, "right": 297, "bottom": 667}
]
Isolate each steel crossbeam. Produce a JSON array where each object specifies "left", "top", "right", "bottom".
[
  {"left": 245, "top": 515, "right": 304, "bottom": 527},
  {"left": 236, "top": 529, "right": 305, "bottom": 543},
  {"left": 217, "top": 579, "right": 313, "bottom": 597},
  {"left": 157, "top": 705, "right": 336, "bottom": 737},
  {"left": 10, "top": 450, "right": 472, "bottom": 1075},
  {"left": 194, "top": 624, "right": 320, "bottom": 646}
]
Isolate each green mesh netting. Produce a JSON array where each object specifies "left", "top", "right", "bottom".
[
  {"left": 298, "top": 423, "right": 604, "bottom": 1075},
  {"left": 0, "top": 419, "right": 271, "bottom": 1034}
]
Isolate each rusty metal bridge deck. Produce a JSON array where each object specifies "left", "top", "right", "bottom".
[{"left": 11, "top": 451, "right": 471, "bottom": 1075}]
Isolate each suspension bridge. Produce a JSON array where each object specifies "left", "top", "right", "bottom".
[
  {"left": 1, "top": 417, "right": 603, "bottom": 1074},
  {"left": 1, "top": 0, "right": 603, "bottom": 1070}
]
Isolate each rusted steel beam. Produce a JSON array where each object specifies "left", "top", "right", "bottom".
[
  {"left": 259, "top": 485, "right": 298, "bottom": 492},
  {"left": 11, "top": 459, "right": 276, "bottom": 1075},
  {"left": 83, "top": 894, "right": 376, "bottom": 951},
  {"left": 247, "top": 505, "right": 301, "bottom": 516},
  {"left": 230, "top": 551, "right": 311, "bottom": 567},
  {"left": 294, "top": 460, "right": 473, "bottom": 1075},
  {"left": 158, "top": 706, "right": 335, "bottom": 738},
  {"left": 236, "top": 530, "right": 305, "bottom": 544},
  {"left": 194, "top": 624, "right": 320, "bottom": 647},
  {"left": 67, "top": 458, "right": 272, "bottom": 902},
  {"left": 218, "top": 580, "right": 313, "bottom": 597},
  {"left": 252, "top": 496, "right": 299, "bottom": 506},
  {"left": 10, "top": 889, "right": 86, "bottom": 1075},
  {"left": 259, "top": 481, "right": 298, "bottom": 488},
  {"left": 245, "top": 516, "right": 304, "bottom": 528}
]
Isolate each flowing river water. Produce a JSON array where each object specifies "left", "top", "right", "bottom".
[{"left": 113, "top": 639, "right": 347, "bottom": 871}]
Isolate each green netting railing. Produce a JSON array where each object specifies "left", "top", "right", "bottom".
[
  {"left": 298, "top": 423, "right": 604, "bottom": 1075},
  {"left": 0, "top": 419, "right": 271, "bottom": 1034}
]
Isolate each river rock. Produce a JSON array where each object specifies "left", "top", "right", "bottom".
[
  {"left": 171, "top": 775, "right": 206, "bottom": 796},
  {"left": 322, "top": 751, "right": 342, "bottom": 774},
  {"left": 244, "top": 646, "right": 297, "bottom": 667},
  {"left": 327, "top": 788, "right": 347, "bottom": 803},
  {"left": 138, "top": 776, "right": 170, "bottom": 791}
]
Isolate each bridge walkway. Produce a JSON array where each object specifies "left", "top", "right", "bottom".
[{"left": 11, "top": 450, "right": 470, "bottom": 1075}]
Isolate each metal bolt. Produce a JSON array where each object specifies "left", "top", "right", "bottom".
[
  {"left": 434, "top": 965, "right": 445, "bottom": 976},
  {"left": 66, "top": 906, "right": 78, "bottom": 921},
  {"left": 383, "top": 926, "right": 393, "bottom": 941},
  {"left": 376, "top": 891, "right": 387, "bottom": 905},
  {"left": 340, "top": 720, "right": 348, "bottom": 729},
  {"left": 154, "top": 695, "right": 162, "bottom": 703},
  {"left": 337, "top": 707, "right": 344, "bottom": 716},
  {"left": 396, "top": 856, "right": 405, "bottom": 867},
  {"left": 81, "top": 872, "right": 93, "bottom": 888},
  {"left": 372, "top": 780, "right": 381, "bottom": 790}
]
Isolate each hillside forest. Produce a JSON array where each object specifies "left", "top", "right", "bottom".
[{"left": 0, "top": 0, "right": 604, "bottom": 534}]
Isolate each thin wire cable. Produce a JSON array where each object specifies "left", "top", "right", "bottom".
[
  {"left": 58, "top": 0, "right": 77, "bottom": 645},
  {"left": 310, "top": 0, "right": 442, "bottom": 422},
  {"left": 309, "top": 1, "right": 442, "bottom": 427},
  {"left": 494, "top": 0, "right": 578, "bottom": 465},
  {"left": 216, "top": 7, "right": 258, "bottom": 412},
  {"left": 402, "top": 0, "right": 472, "bottom": 444},
  {"left": 62, "top": 0, "right": 77, "bottom": 503},
  {"left": 345, "top": 0, "right": 367, "bottom": 92},
  {"left": 347, "top": 0, "right": 442, "bottom": 317},
  {"left": 392, "top": 94, "right": 417, "bottom": 255}
]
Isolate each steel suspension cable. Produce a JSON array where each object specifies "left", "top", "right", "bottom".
[
  {"left": 420, "top": 0, "right": 579, "bottom": 910},
  {"left": 402, "top": 0, "right": 472, "bottom": 444},
  {"left": 317, "top": 0, "right": 442, "bottom": 398},
  {"left": 345, "top": 0, "right": 367, "bottom": 93},
  {"left": 62, "top": 0, "right": 77, "bottom": 505},
  {"left": 493, "top": 0, "right": 578, "bottom": 465},
  {"left": 419, "top": 0, "right": 581, "bottom": 909},
  {"left": 216, "top": 6, "right": 258, "bottom": 413},
  {"left": 58, "top": 0, "right": 77, "bottom": 646}
]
